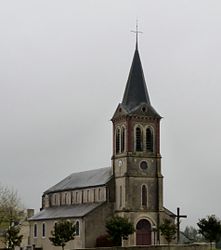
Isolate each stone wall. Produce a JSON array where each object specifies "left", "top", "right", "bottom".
[
  {"left": 75, "top": 243, "right": 212, "bottom": 250},
  {"left": 0, "top": 242, "right": 211, "bottom": 250}
]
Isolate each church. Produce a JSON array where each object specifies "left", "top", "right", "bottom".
[{"left": 29, "top": 38, "right": 174, "bottom": 249}]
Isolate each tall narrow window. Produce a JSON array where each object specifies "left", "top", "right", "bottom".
[
  {"left": 75, "top": 221, "right": 80, "bottom": 236},
  {"left": 146, "top": 128, "right": 153, "bottom": 152},
  {"left": 60, "top": 193, "right": 62, "bottom": 205},
  {"left": 34, "top": 224, "right": 38, "bottom": 238},
  {"left": 94, "top": 189, "right": 96, "bottom": 202},
  {"left": 121, "top": 127, "right": 125, "bottom": 152},
  {"left": 98, "top": 188, "right": 101, "bottom": 200},
  {"left": 116, "top": 128, "right": 120, "bottom": 154},
  {"left": 81, "top": 191, "right": 84, "bottom": 203},
  {"left": 54, "top": 194, "right": 57, "bottom": 205},
  {"left": 119, "top": 186, "right": 122, "bottom": 208},
  {"left": 72, "top": 192, "right": 75, "bottom": 204},
  {"left": 65, "top": 193, "right": 68, "bottom": 205},
  {"left": 42, "top": 223, "right": 46, "bottom": 238},
  {"left": 87, "top": 190, "right": 90, "bottom": 202},
  {"left": 141, "top": 185, "right": 147, "bottom": 206},
  {"left": 136, "top": 127, "right": 142, "bottom": 151},
  {"left": 76, "top": 192, "right": 78, "bottom": 203}
]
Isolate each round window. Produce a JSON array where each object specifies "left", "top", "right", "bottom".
[{"left": 140, "top": 161, "right": 148, "bottom": 170}]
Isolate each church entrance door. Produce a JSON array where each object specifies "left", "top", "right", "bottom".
[{"left": 136, "top": 219, "right": 151, "bottom": 245}]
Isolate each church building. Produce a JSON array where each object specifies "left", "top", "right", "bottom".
[{"left": 29, "top": 39, "right": 174, "bottom": 249}]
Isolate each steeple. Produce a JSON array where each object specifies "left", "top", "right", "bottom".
[{"left": 122, "top": 47, "right": 151, "bottom": 112}]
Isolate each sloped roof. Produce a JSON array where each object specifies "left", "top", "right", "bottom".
[
  {"left": 163, "top": 206, "right": 176, "bottom": 217},
  {"left": 44, "top": 167, "right": 113, "bottom": 194},
  {"left": 29, "top": 203, "right": 104, "bottom": 221},
  {"left": 118, "top": 47, "right": 160, "bottom": 118},
  {"left": 122, "top": 48, "right": 150, "bottom": 111}
]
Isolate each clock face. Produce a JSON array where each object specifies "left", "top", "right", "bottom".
[{"left": 118, "top": 160, "right": 123, "bottom": 167}]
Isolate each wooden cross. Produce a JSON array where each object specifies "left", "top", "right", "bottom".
[
  {"left": 173, "top": 207, "right": 187, "bottom": 244},
  {"left": 131, "top": 20, "right": 143, "bottom": 49}
]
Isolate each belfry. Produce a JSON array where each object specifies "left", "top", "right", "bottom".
[{"left": 111, "top": 37, "right": 173, "bottom": 245}]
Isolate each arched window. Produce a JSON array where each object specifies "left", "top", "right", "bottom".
[
  {"left": 119, "top": 186, "right": 122, "bottom": 207},
  {"left": 58, "top": 193, "right": 61, "bottom": 205},
  {"left": 65, "top": 193, "right": 68, "bottom": 204},
  {"left": 81, "top": 190, "right": 84, "bottom": 203},
  {"left": 121, "top": 127, "right": 125, "bottom": 152},
  {"left": 94, "top": 189, "right": 96, "bottom": 202},
  {"left": 87, "top": 190, "right": 90, "bottom": 202},
  {"left": 136, "top": 127, "right": 142, "bottom": 151},
  {"left": 116, "top": 128, "right": 120, "bottom": 154},
  {"left": 98, "top": 188, "right": 101, "bottom": 200},
  {"left": 42, "top": 223, "right": 46, "bottom": 238},
  {"left": 146, "top": 128, "right": 153, "bottom": 152},
  {"left": 72, "top": 192, "right": 75, "bottom": 204},
  {"left": 34, "top": 224, "right": 38, "bottom": 238},
  {"left": 141, "top": 185, "right": 147, "bottom": 206},
  {"left": 53, "top": 194, "right": 57, "bottom": 205},
  {"left": 75, "top": 221, "right": 80, "bottom": 236},
  {"left": 75, "top": 192, "right": 78, "bottom": 203}
]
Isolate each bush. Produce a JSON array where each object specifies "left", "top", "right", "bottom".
[
  {"left": 96, "top": 234, "right": 113, "bottom": 247},
  {"left": 106, "top": 216, "right": 134, "bottom": 246}
]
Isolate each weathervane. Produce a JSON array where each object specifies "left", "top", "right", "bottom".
[{"left": 131, "top": 20, "right": 143, "bottom": 49}]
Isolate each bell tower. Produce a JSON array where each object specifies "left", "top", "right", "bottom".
[{"left": 111, "top": 39, "right": 164, "bottom": 244}]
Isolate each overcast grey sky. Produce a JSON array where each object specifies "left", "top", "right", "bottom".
[{"left": 0, "top": 0, "right": 221, "bottom": 229}]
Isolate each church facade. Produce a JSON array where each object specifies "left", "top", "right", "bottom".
[{"left": 29, "top": 42, "right": 174, "bottom": 249}]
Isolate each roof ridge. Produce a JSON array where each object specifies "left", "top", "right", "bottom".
[
  {"left": 69, "top": 166, "right": 111, "bottom": 176},
  {"left": 44, "top": 167, "right": 113, "bottom": 194}
]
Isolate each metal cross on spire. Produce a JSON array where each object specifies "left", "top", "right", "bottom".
[{"left": 131, "top": 20, "right": 143, "bottom": 50}]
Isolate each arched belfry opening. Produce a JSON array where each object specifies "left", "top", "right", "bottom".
[
  {"left": 136, "top": 127, "right": 142, "bottom": 151},
  {"left": 136, "top": 219, "right": 151, "bottom": 245},
  {"left": 146, "top": 127, "right": 153, "bottom": 152},
  {"left": 116, "top": 128, "right": 120, "bottom": 154}
]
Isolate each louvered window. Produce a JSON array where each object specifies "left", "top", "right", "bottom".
[
  {"left": 146, "top": 128, "right": 153, "bottom": 152},
  {"left": 116, "top": 128, "right": 120, "bottom": 154},
  {"left": 121, "top": 127, "right": 125, "bottom": 152},
  {"left": 136, "top": 127, "right": 142, "bottom": 151}
]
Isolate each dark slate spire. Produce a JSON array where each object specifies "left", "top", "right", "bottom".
[{"left": 122, "top": 47, "right": 151, "bottom": 111}]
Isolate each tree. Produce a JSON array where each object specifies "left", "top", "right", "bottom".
[
  {"left": 49, "top": 220, "right": 76, "bottom": 250},
  {"left": 105, "top": 216, "right": 134, "bottom": 246},
  {"left": 159, "top": 219, "right": 176, "bottom": 245},
  {"left": 0, "top": 185, "right": 24, "bottom": 230},
  {"left": 96, "top": 234, "right": 113, "bottom": 247},
  {"left": 4, "top": 225, "right": 23, "bottom": 249},
  {"left": 183, "top": 226, "right": 204, "bottom": 242},
  {"left": 197, "top": 215, "right": 221, "bottom": 249}
]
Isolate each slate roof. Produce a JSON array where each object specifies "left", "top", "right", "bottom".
[
  {"left": 121, "top": 47, "right": 160, "bottom": 117},
  {"left": 44, "top": 167, "right": 113, "bottom": 194},
  {"left": 29, "top": 203, "right": 104, "bottom": 221},
  {"left": 122, "top": 48, "right": 150, "bottom": 111}
]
